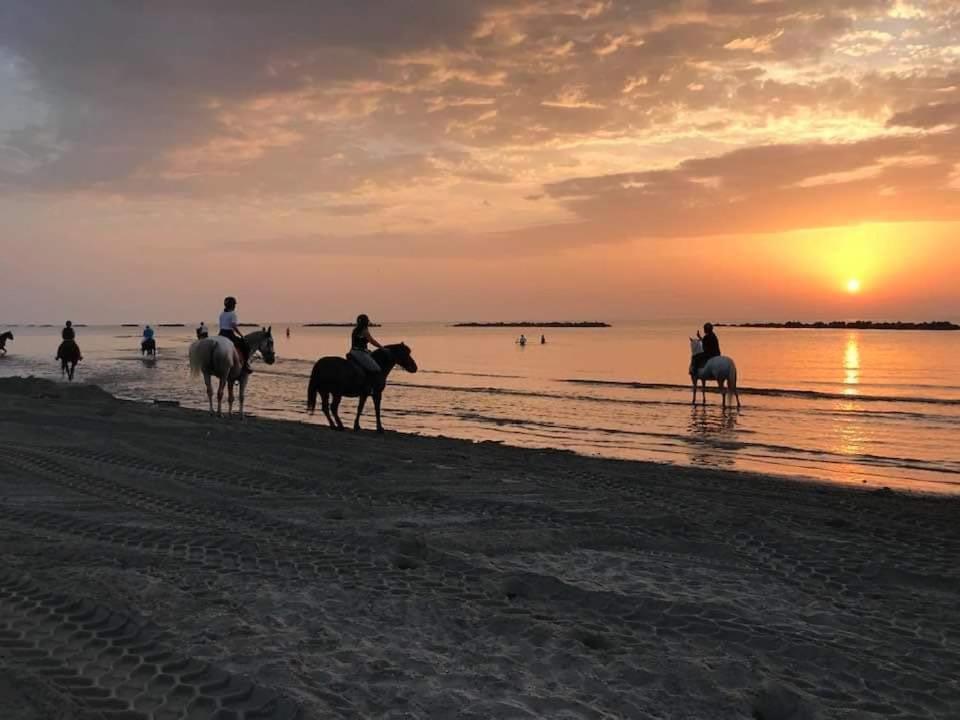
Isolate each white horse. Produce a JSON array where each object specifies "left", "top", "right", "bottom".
[
  {"left": 689, "top": 337, "right": 741, "bottom": 409},
  {"left": 189, "top": 328, "right": 275, "bottom": 418}
]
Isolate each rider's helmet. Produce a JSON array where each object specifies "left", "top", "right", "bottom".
[
  {"left": 356, "top": 314, "right": 370, "bottom": 327},
  {"left": 65, "top": 320, "right": 72, "bottom": 327},
  {"left": 704, "top": 322, "right": 714, "bottom": 333},
  {"left": 224, "top": 296, "right": 237, "bottom": 310}
]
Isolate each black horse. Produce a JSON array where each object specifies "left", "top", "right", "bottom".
[
  {"left": 141, "top": 337, "right": 157, "bottom": 357},
  {"left": 0, "top": 331, "right": 12, "bottom": 356},
  {"left": 56, "top": 339, "right": 82, "bottom": 381},
  {"left": 307, "top": 343, "right": 417, "bottom": 432}
]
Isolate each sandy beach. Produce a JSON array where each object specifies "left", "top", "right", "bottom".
[{"left": 0, "top": 377, "right": 958, "bottom": 719}]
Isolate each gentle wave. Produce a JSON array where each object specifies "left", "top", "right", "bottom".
[
  {"left": 563, "top": 379, "right": 960, "bottom": 406},
  {"left": 390, "top": 407, "right": 960, "bottom": 482}
]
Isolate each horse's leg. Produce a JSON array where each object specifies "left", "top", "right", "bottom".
[
  {"left": 238, "top": 375, "right": 247, "bottom": 420},
  {"left": 216, "top": 376, "right": 226, "bottom": 416},
  {"left": 354, "top": 393, "right": 368, "bottom": 431},
  {"left": 700, "top": 378, "right": 707, "bottom": 405},
  {"left": 331, "top": 394, "right": 345, "bottom": 430},
  {"left": 373, "top": 390, "right": 384, "bottom": 433},
  {"left": 227, "top": 380, "right": 235, "bottom": 418},
  {"left": 718, "top": 378, "right": 727, "bottom": 409},
  {"left": 203, "top": 372, "right": 214, "bottom": 414},
  {"left": 691, "top": 377, "right": 698, "bottom": 406},
  {"left": 321, "top": 392, "right": 336, "bottom": 430}
]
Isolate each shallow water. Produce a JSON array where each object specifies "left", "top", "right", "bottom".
[{"left": 2, "top": 322, "right": 958, "bottom": 493}]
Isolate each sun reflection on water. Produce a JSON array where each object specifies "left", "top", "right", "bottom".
[{"left": 843, "top": 335, "right": 860, "bottom": 395}]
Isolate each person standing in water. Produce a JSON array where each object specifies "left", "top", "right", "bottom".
[
  {"left": 349, "top": 314, "right": 382, "bottom": 380},
  {"left": 540, "top": 334, "right": 546, "bottom": 345},
  {"left": 286, "top": 327, "right": 290, "bottom": 338},
  {"left": 219, "top": 296, "right": 251, "bottom": 372},
  {"left": 196, "top": 321, "right": 208, "bottom": 339}
]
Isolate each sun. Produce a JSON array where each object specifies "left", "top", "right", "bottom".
[{"left": 846, "top": 278, "right": 862, "bottom": 294}]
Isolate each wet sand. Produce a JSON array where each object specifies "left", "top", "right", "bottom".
[{"left": 0, "top": 377, "right": 958, "bottom": 719}]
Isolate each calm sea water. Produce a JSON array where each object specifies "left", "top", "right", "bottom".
[{"left": 1, "top": 322, "right": 958, "bottom": 494}]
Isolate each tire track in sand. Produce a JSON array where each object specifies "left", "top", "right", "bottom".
[{"left": 0, "top": 570, "right": 302, "bottom": 719}]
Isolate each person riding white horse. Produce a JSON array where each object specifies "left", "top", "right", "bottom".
[
  {"left": 690, "top": 324, "right": 741, "bottom": 409},
  {"left": 189, "top": 325, "right": 275, "bottom": 418}
]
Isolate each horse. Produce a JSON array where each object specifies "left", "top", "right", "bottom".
[
  {"left": 307, "top": 343, "right": 418, "bottom": 433},
  {"left": 689, "top": 337, "right": 741, "bottom": 409},
  {"left": 188, "top": 328, "right": 275, "bottom": 418},
  {"left": 0, "top": 331, "right": 12, "bottom": 356},
  {"left": 141, "top": 337, "right": 157, "bottom": 357},
  {"left": 56, "top": 339, "right": 82, "bottom": 381}
]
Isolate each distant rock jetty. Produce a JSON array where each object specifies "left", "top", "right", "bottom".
[
  {"left": 303, "top": 323, "right": 380, "bottom": 327},
  {"left": 158, "top": 323, "right": 185, "bottom": 328},
  {"left": 719, "top": 321, "right": 959, "bottom": 331},
  {"left": 454, "top": 321, "right": 611, "bottom": 328}
]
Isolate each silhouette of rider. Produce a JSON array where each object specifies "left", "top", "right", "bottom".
[
  {"left": 61, "top": 320, "right": 75, "bottom": 341},
  {"left": 349, "top": 314, "right": 382, "bottom": 381},
  {"left": 699, "top": 322, "right": 721, "bottom": 360},
  {"left": 219, "top": 296, "right": 251, "bottom": 373}
]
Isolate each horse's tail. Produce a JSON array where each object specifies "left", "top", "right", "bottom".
[
  {"left": 188, "top": 340, "right": 204, "bottom": 377},
  {"left": 728, "top": 359, "right": 738, "bottom": 390},
  {"left": 307, "top": 367, "right": 319, "bottom": 414}
]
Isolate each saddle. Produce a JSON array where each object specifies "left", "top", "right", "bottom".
[
  {"left": 56, "top": 339, "right": 82, "bottom": 361},
  {"left": 345, "top": 353, "right": 377, "bottom": 386}
]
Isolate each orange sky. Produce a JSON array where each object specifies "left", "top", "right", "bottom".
[{"left": 2, "top": 1, "right": 960, "bottom": 322}]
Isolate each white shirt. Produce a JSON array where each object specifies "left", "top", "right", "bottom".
[{"left": 219, "top": 310, "right": 238, "bottom": 332}]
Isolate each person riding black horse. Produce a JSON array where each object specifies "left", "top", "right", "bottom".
[
  {"left": 219, "top": 296, "right": 251, "bottom": 373},
  {"left": 348, "top": 314, "right": 383, "bottom": 383},
  {"left": 57, "top": 321, "right": 82, "bottom": 360},
  {"left": 141, "top": 324, "right": 156, "bottom": 355}
]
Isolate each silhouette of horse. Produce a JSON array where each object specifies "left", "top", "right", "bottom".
[
  {"left": 56, "top": 339, "right": 82, "bottom": 381},
  {"left": 0, "top": 331, "right": 12, "bottom": 356},
  {"left": 307, "top": 343, "right": 418, "bottom": 432},
  {"left": 189, "top": 328, "right": 275, "bottom": 418},
  {"left": 689, "top": 337, "right": 741, "bottom": 409},
  {"left": 141, "top": 337, "right": 156, "bottom": 357}
]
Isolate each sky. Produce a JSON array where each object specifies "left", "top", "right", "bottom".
[{"left": 1, "top": 0, "right": 959, "bottom": 323}]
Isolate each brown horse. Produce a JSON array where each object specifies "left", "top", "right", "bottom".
[
  {"left": 56, "top": 339, "right": 82, "bottom": 381},
  {"left": 307, "top": 343, "right": 417, "bottom": 432}
]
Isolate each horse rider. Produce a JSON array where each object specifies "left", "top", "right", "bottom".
[
  {"left": 349, "top": 314, "right": 382, "bottom": 382},
  {"left": 142, "top": 324, "right": 155, "bottom": 343},
  {"left": 219, "top": 296, "right": 251, "bottom": 373},
  {"left": 698, "top": 322, "right": 721, "bottom": 360},
  {"left": 58, "top": 320, "right": 82, "bottom": 361},
  {"left": 196, "top": 321, "right": 208, "bottom": 339}
]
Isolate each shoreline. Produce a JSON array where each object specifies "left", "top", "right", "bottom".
[{"left": 1, "top": 377, "right": 958, "bottom": 718}]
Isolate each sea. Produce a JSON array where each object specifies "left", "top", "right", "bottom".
[{"left": 1, "top": 322, "right": 958, "bottom": 494}]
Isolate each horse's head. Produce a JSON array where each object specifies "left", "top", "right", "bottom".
[
  {"left": 391, "top": 342, "right": 418, "bottom": 373},
  {"left": 689, "top": 337, "right": 705, "bottom": 378},
  {"left": 252, "top": 326, "right": 276, "bottom": 365}
]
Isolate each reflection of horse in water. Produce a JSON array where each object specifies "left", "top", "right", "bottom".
[
  {"left": 0, "top": 331, "right": 12, "bottom": 356},
  {"left": 688, "top": 405, "right": 739, "bottom": 468},
  {"left": 141, "top": 337, "right": 156, "bottom": 357},
  {"left": 188, "top": 328, "right": 275, "bottom": 418},
  {"left": 689, "top": 337, "right": 741, "bottom": 409},
  {"left": 307, "top": 343, "right": 418, "bottom": 433},
  {"left": 56, "top": 339, "right": 82, "bottom": 381}
]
